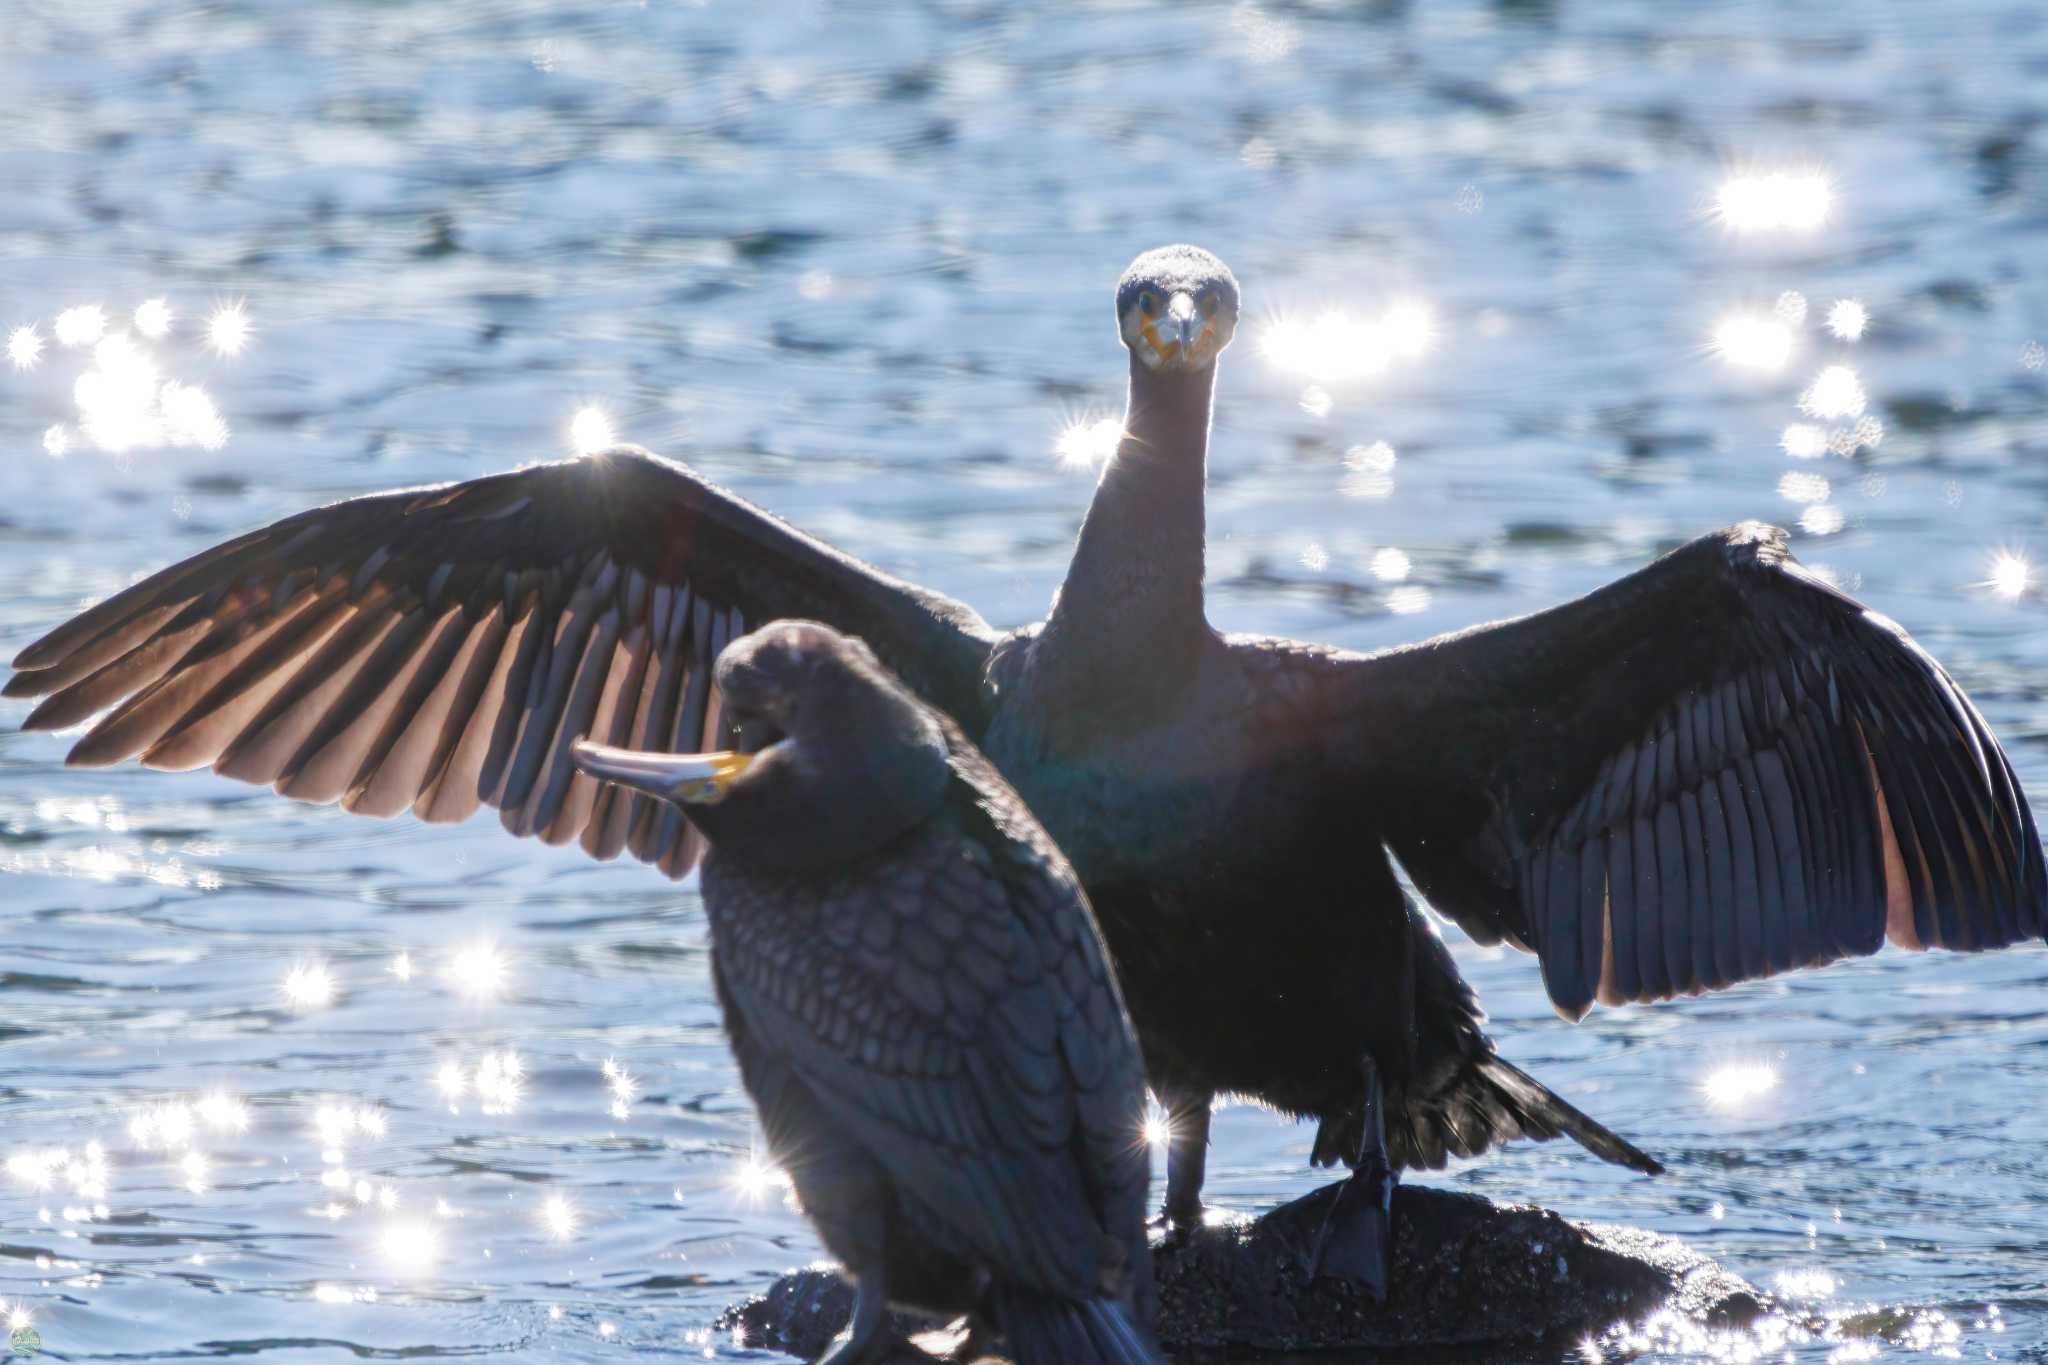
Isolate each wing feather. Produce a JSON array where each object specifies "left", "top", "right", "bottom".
[
  {"left": 9, "top": 447, "right": 995, "bottom": 878},
  {"left": 1323, "top": 523, "right": 2045, "bottom": 1018},
  {"left": 351, "top": 603, "right": 505, "bottom": 818}
]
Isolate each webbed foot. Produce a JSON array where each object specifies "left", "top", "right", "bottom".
[
  {"left": 1306, "top": 1159, "right": 1395, "bottom": 1297},
  {"left": 1305, "top": 1055, "right": 1397, "bottom": 1299}
]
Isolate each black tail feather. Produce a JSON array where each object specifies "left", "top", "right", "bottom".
[
  {"left": 1474, "top": 1054, "right": 1663, "bottom": 1174},
  {"left": 992, "top": 1288, "right": 1162, "bottom": 1365},
  {"left": 1335, "top": 895, "right": 1664, "bottom": 1176},
  {"left": 1314, "top": 1052, "right": 1663, "bottom": 1176}
]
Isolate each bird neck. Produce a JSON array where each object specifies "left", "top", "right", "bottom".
[{"left": 1043, "top": 358, "right": 1215, "bottom": 708}]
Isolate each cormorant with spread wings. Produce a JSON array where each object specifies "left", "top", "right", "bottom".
[{"left": 11, "top": 245, "right": 2040, "bottom": 1294}]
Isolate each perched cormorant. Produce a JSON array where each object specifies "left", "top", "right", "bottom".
[
  {"left": 569, "top": 620, "right": 1158, "bottom": 1365},
  {"left": 9, "top": 246, "right": 2043, "bottom": 1296}
]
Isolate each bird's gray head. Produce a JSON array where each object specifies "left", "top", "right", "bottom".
[
  {"left": 1115, "top": 244, "right": 1240, "bottom": 374},
  {"left": 571, "top": 621, "right": 949, "bottom": 869},
  {"left": 710, "top": 620, "right": 941, "bottom": 759}
]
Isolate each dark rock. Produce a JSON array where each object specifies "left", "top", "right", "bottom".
[
  {"left": 713, "top": 1182, "right": 1765, "bottom": 1362},
  {"left": 1151, "top": 1182, "right": 1764, "bottom": 1356},
  {"left": 721, "top": 1271, "right": 903, "bottom": 1361}
]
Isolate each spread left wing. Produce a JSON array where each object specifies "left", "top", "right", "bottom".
[
  {"left": 1322, "top": 523, "right": 2045, "bottom": 1019},
  {"left": 6, "top": 446, "right": 996, "bottom": 878}
]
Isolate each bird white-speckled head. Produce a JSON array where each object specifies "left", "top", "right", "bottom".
[{"left": 1116, "top": 245, "right": 1240, "bottom": 373}]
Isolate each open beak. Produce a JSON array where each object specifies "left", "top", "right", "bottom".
[{"left": 570, "top": 739, "right": 753, "bottom": 806}]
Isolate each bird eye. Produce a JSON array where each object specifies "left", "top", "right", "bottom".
[
  {"left": 1196, "top": 290, "right": 1218, "bottom": 316},
  {"left": 1137, "top": 291, "right": 1159, "bottom": 316}
]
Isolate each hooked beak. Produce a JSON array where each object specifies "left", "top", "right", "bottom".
[{"left": 570, "top": 739, "right": 753, "bottom": 806}]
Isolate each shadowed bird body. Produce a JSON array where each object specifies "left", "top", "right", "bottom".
[
  {"left": 570, "top": 621, "right": 1158, "bottom": 1365},
  {"left": 982, "top": 631, "right": 1386, "bottom": 1113},
  {"left": 10, "top": 246, "right": 2043, "bottom": 1294}
]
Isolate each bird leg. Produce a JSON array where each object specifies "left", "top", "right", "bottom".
[
  {"left": 949, "top": 1316, "right": 998, "bottom": 1362},
  {"left": 1160, "top": 1089, "right": 1213, "bottom": 1232},
  {"left": 818, "top": 1270, "right": 896, "bottom": 1365},
  {"left": 1307, "top": 1056, "right": 1396, "bottom": 1298}
]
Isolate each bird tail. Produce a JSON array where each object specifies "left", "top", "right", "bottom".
[
  {"left": 1472, "top": 1054, "right": 1664, "bottom": 1175},
  {"left": 991, "top": 1289, "right": 1163, "bottom": 1365},
  {"left": 1334, "top": 896, "right": 1664, "bottom": 1177},
  {"left": 1312, "top": 1051, "right": 1664, "bottom": 1176}
]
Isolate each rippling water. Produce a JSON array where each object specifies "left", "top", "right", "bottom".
[{"left": 5, "top": 2, "right": 2048, "bottom": 1360}]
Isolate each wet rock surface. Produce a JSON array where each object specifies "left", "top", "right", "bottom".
[{"left": 713, "top": 1182, "right": 1767, "bottom": 1361}]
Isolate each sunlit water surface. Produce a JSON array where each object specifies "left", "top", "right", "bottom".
[{"left": 5, "top": 2, "right": 2048, "bottom": 1360}]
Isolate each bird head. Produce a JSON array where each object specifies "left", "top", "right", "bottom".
[
  {"left": 1116, "top": 244, "right": 1240, "bottom": 374},
  {"left": 571, "top": 621, "right": 949, "bottom": 867}
]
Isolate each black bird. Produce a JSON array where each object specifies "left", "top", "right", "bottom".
[
  {"left": 9, "top": 246, "right": 2043, "bottom": 1295},
  {"left": 569, "top": 620, "right": 1158, "bottom": 1365}
]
